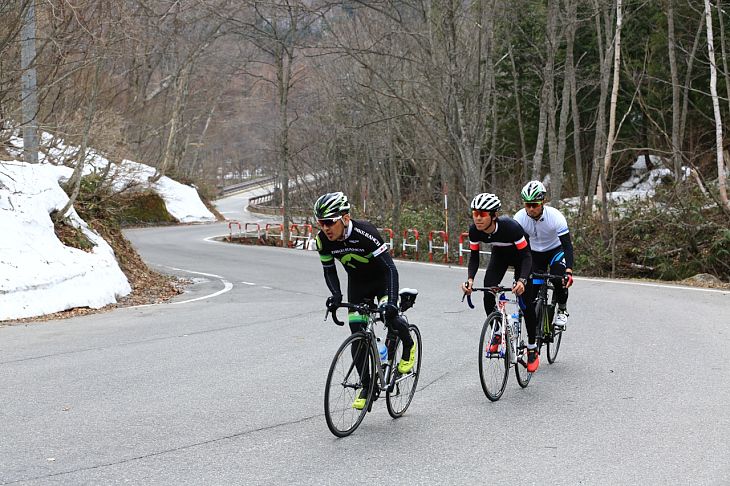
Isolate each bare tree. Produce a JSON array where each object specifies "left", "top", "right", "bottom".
[
  {"left": 704, "top": 0, "right": 730, "bottom": 212},
  {"left": 667, "top": 0, "right": 682, "bottom": 181},
  {"left": 596, "top": 0, "right": 622, "bottom": 221}
]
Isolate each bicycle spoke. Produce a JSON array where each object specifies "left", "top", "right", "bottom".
[
  {"left": 387, "top": 325, "right": 422, "bottom": 418},
  {"left": 324, "top": 334, "right": 373, "bottom": 437},
  {"left": 478, "top": 312, "right": 509, "bottom": 401}
]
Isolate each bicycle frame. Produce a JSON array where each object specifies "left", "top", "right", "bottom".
[
  {"left": 465, "top": 286, "right": 523, "bottom": 365},
  {"left": 531, "top": 273, "right": 560, "bottom": 338},
  {"left": 326, "top": 303, "right": 404, "bottom": 395}
]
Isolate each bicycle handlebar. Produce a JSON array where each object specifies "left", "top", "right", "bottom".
[
  {"left": 461, "top": 282, "right": 519, "bottom": 309},
  {"left": 324, "top": 302, "right": 384, "bottom": 326},
  {"left": 530, "top": 272, "right": 567, "bottom": 281}
]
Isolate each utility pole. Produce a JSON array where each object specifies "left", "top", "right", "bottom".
[{"left": 21, "top": 0, "right": 39, "bottom": 163}]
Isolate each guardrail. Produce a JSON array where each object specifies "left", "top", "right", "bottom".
[
  {"left": 228, "top": 222, "right": 242, "bottom": 242},
  {"left": 265, "top": 223, "right": 284, "bottom": 247},
  {"left": 402, "top": 229, "right": 419, "bottom": 260},
  {"left": 219, "top": 176, "right": 276, "bottom": 197},
  {"left": 459, "top": 232, "right": 491, "bottom": 265},
  {"left": 429, "top": 230, "right": 448, "bottom": 263}
]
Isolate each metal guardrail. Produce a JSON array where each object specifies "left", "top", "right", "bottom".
[{"left": 219, "top": 176, "right": 276, "bottom": 196}]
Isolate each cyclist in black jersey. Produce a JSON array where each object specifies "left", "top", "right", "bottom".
[
  {"left": 314, "top": 192, "right": 415, "bottom": 410},
  {"left": 460, "top": 193, "right": 540, "bottom": 372}
]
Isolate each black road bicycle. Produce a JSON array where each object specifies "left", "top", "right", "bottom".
[
  {"left": 464, "top": 285, "right": 531, "bottom": 401},
  {"left": 531, "top": 272, "right": 567, "bottom": 364},
  {"left": 323, "top": 289, "right": 421, "bottom": 437}
]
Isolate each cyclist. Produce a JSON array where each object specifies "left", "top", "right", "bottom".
[
  {"left": 514, "top": 181, "right": 574, "bottom": 329},
  {"left": 314, "top": 192, "right": 416, "bottom": 409},
  {"left": 461, "top": 193, "right": 540, "bottom": 372}
]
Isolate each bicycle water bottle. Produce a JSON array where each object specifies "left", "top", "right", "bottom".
[
  {"left": 510, "top": 313, "right": 519, "bottom": 363},
  {"left": 511, "top": 313, "right": 520, "bottom": 336},
  {"left": 378, "top": 339, "right": 388, "bottom": 363}
]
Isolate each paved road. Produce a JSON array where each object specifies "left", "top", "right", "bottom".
[{"left": 1, "top": 218, "right": 729, "bottom": 484}]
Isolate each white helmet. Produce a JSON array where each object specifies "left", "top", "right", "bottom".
[
  {"left": 470, "top": 193, "right": 501, "bottom": 213},
  {"left": 521, "top": 180, "right": 547, "bottom": 202}
]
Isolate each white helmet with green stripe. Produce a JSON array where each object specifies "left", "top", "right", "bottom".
[{"left": 521, "top": 180, "right": 547, "bottom": 202}]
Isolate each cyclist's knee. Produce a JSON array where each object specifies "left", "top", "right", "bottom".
[{"left": 348, "top": 312, "right": 368, "bottom": 333}]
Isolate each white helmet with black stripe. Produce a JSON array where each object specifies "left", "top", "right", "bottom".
[{"left": 470, "top": 193, "right": 501, "bottom": 213}]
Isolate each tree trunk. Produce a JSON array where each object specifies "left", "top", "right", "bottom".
[
  {"left": 532, "top": 82, "right": 549, "bottom": 180},
  {"left": 277, "top": 41, "right": 293, "bottom": 247},
  {"left": 508, "top": 43, "right": 529, "bottom": 185},
  {"left": 599, "top": 0, "right": 622, "bottom": 231},
  {"left": 667, "top": 0, "right": 682, "bottom": 180},
  {"left": 546, "top": 0, "right": 560, "bottom": 197},
  {"left": 54, "top": 60, "right": 103, "bottom": 223},
  {"left": 150, "top": 63, "right": 191, "bottom": 184},
  {"left": 679, "top": 14, "right": 706, "bottom": 146},
  {"left": 588, "top": 0, "right": 614, "bottom": 210},
  {"left": 718, "top": 0, "right": 730, "bottom": 120},
  {"left": 554, "top": 0, "right": 573, "bottom": 204},
  {"left": 705, "top": 0, "right": 730, "bottom": 211},
  {"left": 564, "top": 0, "right": 584, "bottom": 205}
]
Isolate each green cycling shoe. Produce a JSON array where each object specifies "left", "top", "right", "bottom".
[
  {"left": 398, "top": 341, "right": 417, "bottom": 373},
  {"left": 352, "top": 389, "right": 368, "bottom": 410}
]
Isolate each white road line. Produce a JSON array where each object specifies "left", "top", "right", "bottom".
[
  {"left": 579, "top": 277, "right": 729, "bottom": 294},
  {"left": 161, "top": 266, "right": 234, "bottom": 304},
  {"left": 172, "top": 280, "right": 233, "bottom": 304},
  {"left": 401, "top": 260, "right": 729, "bottom": 294}
]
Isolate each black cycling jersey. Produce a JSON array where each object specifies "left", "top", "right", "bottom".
[
  {"left": 316, "top": 219, "right": 399, "bottom": 307},
  {"left": 317, "top": 218, "right": 413, "bottom": 363},
  {"left": 467, "top": 217, "right": 532, "bottom": 282}
]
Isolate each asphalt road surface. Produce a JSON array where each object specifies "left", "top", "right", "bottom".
[{"left": 1, "top": 216, "right": 729, "bottom": 485}]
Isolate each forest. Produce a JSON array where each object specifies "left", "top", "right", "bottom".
[{"left": 1, "top": 0, "right": 729, "bottom": 282}]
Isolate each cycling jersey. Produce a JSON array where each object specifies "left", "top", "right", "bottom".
[
  {"left": 514, "top": 205, "right": 574, "bottom": 268},
  {"left": 317, "top": 218, "right": 412, "bottom": 358},
  {"left": 467, "top": 217, "right": 532, "bottom": 282},
  {"left": 316, "top": 219, "right": 398, "bottom": 310}
]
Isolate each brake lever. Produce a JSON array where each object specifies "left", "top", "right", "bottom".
[{"left": 462, "top": 281, "right": 475, "bottom": 309}]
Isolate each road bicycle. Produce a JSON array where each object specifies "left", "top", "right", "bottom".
[
  {"left": 464, "top": 285, "right": 531, "bottom": 401},
  {"left": 531, "top": 272, "right": 567, "bottom": 364},
  {"left": 323, "top": 289, "right": 421, "bottom": 437}
]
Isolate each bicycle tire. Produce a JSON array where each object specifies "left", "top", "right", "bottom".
[
  {"left": 386, "top": 324, "right": 422, "bottom": 418},
  {"left": 547, "top": 322, "right": 563, "bottom": 364},
  {"left": 514, "top": 315, "right": 532, "bottom": 387},
  {"left": 324, "top": 332, "right": 375, "bottom": 437},
  {"left": 478, "top": 312, "right": 508, "bottom": 401}
]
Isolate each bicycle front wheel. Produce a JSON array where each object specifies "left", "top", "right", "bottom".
[
  {"left": 386, "top": 324, "right": 422, "bottom": 418},
  {"left": 478, "top": 312, "right": 508, "bottom": 401},
  {"left": 324, "top": 332, "right": 375, "bottom": 437},
  {"left": 514, "top": 317, "right": 532, "bottom": 388}
]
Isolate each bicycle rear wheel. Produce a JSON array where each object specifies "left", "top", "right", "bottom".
[
  {"left": 514, "top": 316, "right": 532, "bottom": 387},
  {"left": 478, "top": 312, "right": 508, "bottom": 401},
  {"left": 324, "top": 332, "right": 375, "bottom": 437},
  {"left": 547, "top": 323, "right": 563, "bottom": 364},
  {"left": 386, "top": 324, "right": 422, "bottom": 418}
]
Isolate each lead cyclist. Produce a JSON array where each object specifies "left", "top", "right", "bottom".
[{"left": 513, "top": 181, "right": 574, "bottom": 329}]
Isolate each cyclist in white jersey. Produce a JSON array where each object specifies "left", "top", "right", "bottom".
[{"left": 514, "top": 181, "right": 574, "bottom": 328}]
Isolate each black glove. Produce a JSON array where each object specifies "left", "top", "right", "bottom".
[
  {"left": 383, "top": 303, "right": 398, "bottom": 321},
  {"left": 326, "top": 293, "right": 342, "bottom": 311}
]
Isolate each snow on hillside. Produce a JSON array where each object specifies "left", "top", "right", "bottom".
[{"left": 1, "top": 133, "right": 215, "bottom": 321}]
